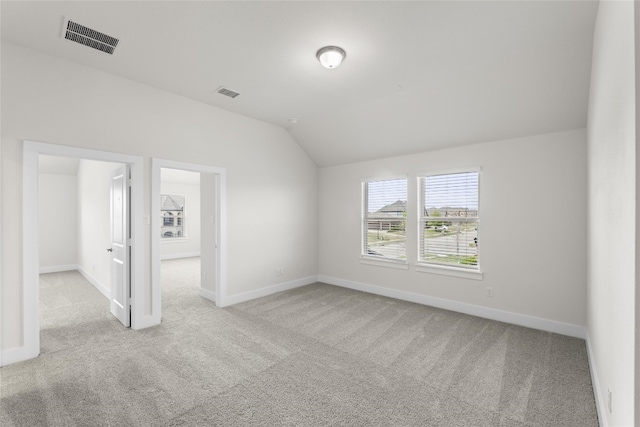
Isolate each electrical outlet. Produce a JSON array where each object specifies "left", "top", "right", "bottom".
[
  {"left": 275, "top": 267, "right": 284, "bottom": 277},
  {"left": 608, "top": 388, "right": 612, "bottom": 413},
  {"left": 486, "top": 287, "right": 494, "bottom": 298},
  {"left": 302, "top": 264, "right": 306, "bottom": 272}
]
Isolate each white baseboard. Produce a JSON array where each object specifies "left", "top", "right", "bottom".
[
  {"left": 0, "top": 345, "right": 38, "bottom": 367},
  {"left": 223, "top": 276, "right": 318, "bottom": 307},
  {"left": 161, "top": 252, "right": 200, "bottom": 261},
  {"left": 199, "top": 287, "right": 216, "bottom": 303},
  {"left": 318, "top": 275, "right": 586, "bottom": 339},
  {"left": 39, "top": 264, "right": 78, "bottom": 274},
  {"left": 585, "top": 333, "right": 607, "bottom": 427},
  {"left": 132, "top": 314, "right": 160, "bottom": 330},
  {"left": 77, "top": 266, "right": 110, "bottom": 299}
]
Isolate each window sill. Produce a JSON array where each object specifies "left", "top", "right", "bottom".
[
  {"left": 415, "top": 263, "right": 483, "bottom": 280},
  {"left": 360, "top": 257, "right": 409, "bottom": 270}
]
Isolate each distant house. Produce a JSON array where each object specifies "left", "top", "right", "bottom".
[
  {"left": 368, "top": 200, "right": 406, "bottom": 231},
  {"left": 367, "top": 203, "right": 479, "bottom": 231},
  {"left": 425, "top": 207, "right": 478, "bottom": 218},
  {"left": 161, "top": 194, "right": 185, "bottom": 238},
  {"left": 376, "top": 200, "right": 406, "bottom": 216}
]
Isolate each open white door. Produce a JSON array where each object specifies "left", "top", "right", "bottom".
[{"left": 109, "top": 165, "right": 130, "bottom": 326}]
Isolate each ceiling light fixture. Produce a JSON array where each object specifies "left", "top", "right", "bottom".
[{"left": 316, "top": 46, "right": 346, "bottom": 69}]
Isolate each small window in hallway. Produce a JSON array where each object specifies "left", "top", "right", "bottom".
[{"left": 161, "top": 194, "right": 186, "bottom": 239}]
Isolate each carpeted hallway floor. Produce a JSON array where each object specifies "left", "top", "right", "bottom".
[{"left": 1, "top": 257, "right": 598, "bottom": 426}]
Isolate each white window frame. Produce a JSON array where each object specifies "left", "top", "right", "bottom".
[
  {"left": 360, "top": 177, "right": 409, "bottom": 269},
  {"left": 416, "top": 168, "right": 482, "bottom": 280}
]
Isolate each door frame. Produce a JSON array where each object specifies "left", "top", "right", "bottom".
[
  {"left": 22, "top": 140, "right": 145, "bottom": 361},
  {"left": 151, "top": 158, "right": 227, "bottom": 318}
]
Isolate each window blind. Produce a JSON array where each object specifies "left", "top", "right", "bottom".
[
  {"left": 418, "top": 171, "right": 479, "bottom": 269},
  {"left": 362, "top": 178, "right": 407, "bottom": 261}
]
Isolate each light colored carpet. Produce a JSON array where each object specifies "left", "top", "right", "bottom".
[{"left": 0, "top": 257, "right": 598, "bottom": 426}]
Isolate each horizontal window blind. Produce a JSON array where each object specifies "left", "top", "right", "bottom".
[
  {"left": 418, "top": 171, "right": 479, "bottom": 269},
  {"left": 161, "top": 194, "right": 186, "bottom": 239},
  {"left": 362, "top": 178, "right": 407, "bottom": 261}
]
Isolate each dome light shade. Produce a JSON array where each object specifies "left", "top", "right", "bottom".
[{"left": 316, "top": 46, "right": 346, "bottom": 69}]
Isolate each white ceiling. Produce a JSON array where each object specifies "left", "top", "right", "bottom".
[{"left": 1, "top": 1, "right": 598, "bottom": 167}]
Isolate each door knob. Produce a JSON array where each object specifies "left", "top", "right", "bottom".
[{"left": 106, "top": 248, "right": 113, "bottom": 252}]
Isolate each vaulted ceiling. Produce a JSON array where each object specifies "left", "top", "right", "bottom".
[{"left": 1, "top": 1, "right": 598, "bottom": 167}]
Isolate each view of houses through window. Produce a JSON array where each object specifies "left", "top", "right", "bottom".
[
  {"left": 419, "top": 171, "right": 479, "bottom": 269},
  {"left": 362, "top": 178, "right": 407, "bottom": 261},
  {"left": 362, "top": 171, "right": 479, "bottom": 270},
  {"left": 161, "top": 194, "right": 185, "bottom": 238}
]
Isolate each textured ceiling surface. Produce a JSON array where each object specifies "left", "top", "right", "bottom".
[{"left": 2, "top": 1, "right": 598, "bottom": 166}]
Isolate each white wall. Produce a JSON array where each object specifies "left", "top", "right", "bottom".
[
  {"left": 38, "top": 173, "right": 77, "bottom": 271},
  {"left": 319, "top": 129, "right": 588, "bottom": 329},
  {"left": 200, "top": 173, "right": 217, "bottom": 295},
  {"left": 160, "top": 172, "right": 201, "bottom": 259},
  {"left": 636, "top": 2, "right": 640, "bottom": 422},
  {"left": 587, "top": 1, "right": 636, "bottom": 426},
  {"left": 1, "top": 42, "right": 318, "bottom": 352},
  {"left": 77, "top": 159, "right": 123, "bottom": 296}
]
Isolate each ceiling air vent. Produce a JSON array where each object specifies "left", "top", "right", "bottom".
[
  {"left": 215, "top": 87, "right": 240, "bottom": 99},
  {"left": 62, "top": 18, "right": 119, "bottom": 55}
]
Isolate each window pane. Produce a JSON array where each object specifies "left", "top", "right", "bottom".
[
  {"left": 419, "top": 172, "right": 479, "bottom": 269},
  {"left": 424, "top": 172, "right": 478, "bottom": 213},
  {"left": 161, "top": 194, "right": 185, "bottom": 239},
  {"left": 364, "top": 178, "right": 407, "bottom": 261},
  {"left": 421, "top": 219, "right": 478, "bottom": 267}
]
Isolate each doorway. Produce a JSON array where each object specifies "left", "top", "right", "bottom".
[
  {"left": 151, "top": 158, "right": 227, "bottom": 322},
  {"left": 159, "top": 168, "right": 203, "bottom": 320},
  {"left": 38, "top": 155, "right": 127, "bottom": 344},
  {"left": 22, "top": 141, "right": 146, "bottom": 361}
]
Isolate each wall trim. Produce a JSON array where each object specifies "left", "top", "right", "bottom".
[
  {"left": 160, "top": 252, "right": 201, "bottom": 261},
  {"left": 20, "top": 140, "right": 146, "bottom": 368},
  {"left": 318, "top": 275, "right": 586, "bottom": 339},
  {"left": 134, "top": 315, "right": 162, "bottom": 330},
  {"left": 39, "top": 264, "right": 78, "bottom": 274},
  {"left": 199, "top": 287, "right": 216, "bottom": 303},
  {"left": 585, "top": 332, "right": 608, "bottom": 427},
  {"left": 223, "top": 276, "right": 318, "bottom": 307},
  {"left": 77, "top": 266, "right": 110, "bottom": 300},
  {"left": 0, "top": 346, "right": 35, "bottom": 367}
]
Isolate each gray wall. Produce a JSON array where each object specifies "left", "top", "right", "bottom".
[
  {"left": 587, "top": 1, "right": 636, "bottom": 425},
  {"left": 319, "top": 129, "right": 587, "bottom": 327},
  {"left": 38, "top": 173, "right": 78, "bottom": 270}
]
